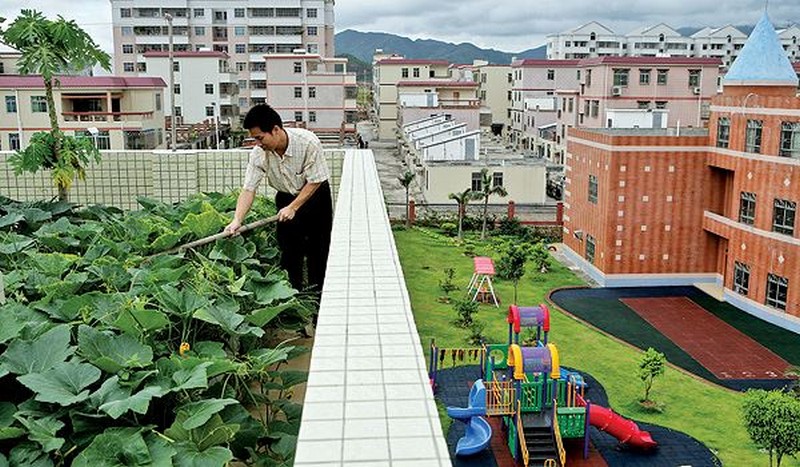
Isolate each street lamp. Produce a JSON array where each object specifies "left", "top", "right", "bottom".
[
  {"left": 87, "top": 126, "right": 99, "bottom": 149},
  {"left": 211, "top": 101, "right": 220, "bottom": 150},
  {"left": 164, "top": 12, "right": 177, "bottom": 151}
]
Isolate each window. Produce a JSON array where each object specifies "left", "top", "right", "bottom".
[
  {"left": 766, "top": 274, "right": 789, "bottom": 311},
  {"left": 637, "top": 101, "right": 650, "bottom": 109},
  {"left": 234, "top": 26, "right": 245, "bottom": 36},
  {"left": 120, "top": 8, "right": 131, "bottom": 17},
  {"left": 772, "top": 199, "right": 796, "bottom": 235},
  {"left": 307, "top": 26, "right": 318, "bottom": 36},
  {"left": 547, "top": 69, "right": 555, "bottom": 80},
  {"left": 8, "top": 133, "right": 20, "bottom": 151},
  {"left": 234, "top": 8, "right": 245, "bottom": 18},
  {"left": 123, "top": 62, "right": 135, "bottom": 72},
  {"left": 739, "top": 192, "right": 756, "bottom": 225},
  {"left": 657, "top": 69, "right": 668, "bottom": 85},
  {"left": 239, "top": 98, "right": 248, "bottom": 108},
  {"left": 588, "top": 174, "right": 598, "bottom": 203},
  {"left": 293, "top": 87, "right": 302, "bottom": 98},
  {"left": 613, "top": 68, "right": 629, "bottom": 86},
  {"left": 733, "top": 262, "right": 750, "bottom": 296},
  {"left": 401, "top": 68, "right": 409, "bottom": 78},
  {"left": 492, "top": 172, "right": 503, "bottom": 187},
  {"left": 413, "top": 68, "right": 420, "bottom": 78},
  {"left": 717, "top": 117, "right": 730, "bottom": 148},
  {"left": 235, "top": 44, "right": 246, "bottom": 54},
  {"left": 309, "top": 111, "right": 316, "bottom": 123},
  {"left": 122, "top": 44, "right": 134, "bottom": 54},
  {"left": 309, "top": 87, "right": 316, "bottom": 98},
  {"left": 174, "top": 106, "right": 182, "bottom": 117},
  {"left": 155, "top": 93, "right": 161, "bottom": 111},
  {"left": 586, "top": 235, "right": 596, "bottom": 264},
  {"left": 194, "top": 26, "right": 205, "bottom": 36},
  {"left": 238, "top": 79, "right": 247, "bottom": 89},
  {"left": 655, "top": 101, "right": 667, "bottom": 109},
  {"left": 236, "top": 62, "right": 247, "bottom": 71},
  {"left": 294, "top": 62, "right": 302, "bottom": 73},
  {"left": 173, "top": 61, "right": 180, "bottom": 72},
  {"left": 206, "top": 106, "right": 214, "bottom": 117},
  {"left": 173, "top": 83, "right": 181, "bottom": 94},
  {"left": 193, "top": 8, "right": 204, "bottom": 17},
  {"left": 30, "top": 96, "right": 47, "bottom": 113},
  {"left": 294, "top": 111, "right": 303, "bottom": 122},
  {"left": 590, "top": 100, "right": 599, "bottom": 118},
  {"left": 745, "top": 119, "right": 763, "bottom": 153},
  {"left": 471, "top": 172, "right": 482, "bottom": 191},
  {"left": 5, "top": 96, "right": 17, "bottom": 113},
  {"left": 639, "top": 69, "right": 651, "bottom": 85},
  {"left": 136, "top": 62, "right": 147, "bottom": 72},
  {"left": 205, "top": 84, "right": 214, "bottom": 94},
  {"left": 688, "top": 69, "right": 701, "bottom": 87},
  {"left": 122, "top": 26, "right": 133, "bottom": 36},
  {"left": 306, "top": 8, "right": 318, "bottom": 18},
  {"left": 780, "top": 122, "right": 800, "bottom": 158}
]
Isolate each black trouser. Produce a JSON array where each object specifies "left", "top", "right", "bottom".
[{"left": 275, "top": 181, "right": 333, "bottom": 295}]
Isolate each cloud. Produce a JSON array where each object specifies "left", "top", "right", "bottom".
[{"left": 1, "top": 0, "right": 797, "bottom": 54}]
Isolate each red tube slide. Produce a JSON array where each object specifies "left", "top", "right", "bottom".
[{"left": 587, "top": 404, "right": 657, "bottom": 450}]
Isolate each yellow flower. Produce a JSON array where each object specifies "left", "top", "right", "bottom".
[{"left": 179, "top": 342, "right": 190, "bottom": 357}]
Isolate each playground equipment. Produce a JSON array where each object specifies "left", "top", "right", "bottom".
[
  {"left": 467, "top": 256, "right": 499, "bottom": 307},
  {"left": 434, "top": 303, "right": 657, "bottom": 465}
]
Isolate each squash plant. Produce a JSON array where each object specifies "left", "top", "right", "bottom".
[{"left": 0, "top": 193, "right": 312, "bottom": 466}]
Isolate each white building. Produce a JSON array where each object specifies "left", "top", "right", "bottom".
[
  {"left": 402, "top": 115, "right": 480, "bottom": 162},
  {"left": 144, "top": 50, "right": 238, "bottom": 125},
  {"left": 110, "top": 0, "right": 335, "bottom": 110},
  {"left": 545, "top": 22, "right": 622, "bottom": 59},
  {"left": 626, "top": 23, "right": 693, "bottom": 57}
]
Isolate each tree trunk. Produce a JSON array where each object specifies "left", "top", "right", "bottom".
[
  {"left": 405, "top": 187, "right": 410, "bottom": 228},
  {"left": 457, "top": 203, "right": 464, "bottom": 239},
  {"left": 481, "top": 196, "right": 489, "bottom": 239},
  {"left": 44, "top": 78, "right": 68, "bottom": 202}
]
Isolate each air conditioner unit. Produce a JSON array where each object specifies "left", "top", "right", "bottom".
[
  {"left": 692, "top": 86, "right": 702, "bottom": 95},
  {"left": 611, "top": 86, "right": 623, "bottom": 97}
]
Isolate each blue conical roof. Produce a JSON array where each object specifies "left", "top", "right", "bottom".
[{"left": 724, "top": 12, "right": 799, "bottom": 86}]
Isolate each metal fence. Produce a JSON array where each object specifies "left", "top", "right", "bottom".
[
  {"left": 0, "top": 149, "right": 344, "bottom": 210},
  {"left": 386, "top": 202, "right": 561, "bottom": 225}
]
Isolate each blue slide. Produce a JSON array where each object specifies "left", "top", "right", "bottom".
[{"left": 446, "top": 379, "right": 492, "bottom": 456}]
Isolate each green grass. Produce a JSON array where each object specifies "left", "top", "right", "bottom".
[{"left": 394, "top": 228, "right": 799, "bottom": 467}]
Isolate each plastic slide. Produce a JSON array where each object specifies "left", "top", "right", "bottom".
[
  {"left": 446, "top": 379, "right": 493, "bottom": 456},
  {"left": 586, "top": 403, "right": 657, "bottom": 450}
]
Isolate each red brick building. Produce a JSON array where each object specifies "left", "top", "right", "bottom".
[{"left": 562, "top": 13, "right": 800, "bottom": 332}]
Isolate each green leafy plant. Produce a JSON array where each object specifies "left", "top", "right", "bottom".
[
  {"left": 474, "top": 168, "right": 508, "bottom": 240},
  {"left": 1, "top": 10, "right": 112, "bottom": 201},
  {"left": 466, "top": 321, "right": 485, "bottom": 346},
  {"left": 440, "top": 222, "right": 457, "bottom": 237},
  {"left": 0, "top": 192, "right": 311, "bottom": 466},
  {"left": 638, "top": 347, "right": 666, "bottom": 404},
  {"left": 530, "top": 241, "right": 552, "bottom": 273},
  {"left": 447, "top": 188, "right": 479, "bottom": 239},
  {"left": 496, "top": 242, "right": 534, "bottom": 304},
  {"left": 453, "top": 298, "right": 479, "bottom": 328},
  {"left": 438, "top": 268, "right": 458, "bottom": 303},
  {"left": 398, "top": 170, "right": 415, "bottom": 228},
  {"left": 742, "top": 389, "right": 800, "bottom": 467}
]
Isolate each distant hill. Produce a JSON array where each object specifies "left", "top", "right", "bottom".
[
  {"left": 336, "top": 53, "right": 372, "bottom": 82},
  {"left": 335, "top": 29, "right": 546, "bottom": 66}
]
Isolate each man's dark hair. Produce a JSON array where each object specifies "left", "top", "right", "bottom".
[{"left": 243, "top": 104, "right": 283, "bottom": 132}]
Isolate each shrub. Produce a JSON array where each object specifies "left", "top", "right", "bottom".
[
  {"left": 440, "top": 222, "right": 458, "bottom": 237},
  {"left": 742, "top": 389, "right": 800, "bottom": 467},
  {"left": 438, "top": 268, "right": 458, "bottom": 302},
  {"left": 638, "top": 348, "right": 666, "bottom": 403},
  {"left": 453, "top": 299, "right": 479, "bottom": 328}
]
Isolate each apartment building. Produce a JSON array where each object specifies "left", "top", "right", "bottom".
[
  {"left": 396, "top": 80, "right": 480, "bottom": 133},
  {"left": 561, "top": 14, "right": 800, "bottom": 331},
  {"left": 372, "top": 56, "right": 453, "bottom": 140},
  {"left": 547, "top": 20, "right": 800, "bottom": 68},
  {"left": 0, "top": 44, "right": 21, "bottom": 75},
  {"left": 262, "top": 52, "right": 357, "bottom": 135},
  {"left": 143, "top": 50, "right": 238, "bottom": 125},
  {"left": 110, "top": 0, "right": 335, "bottom": 110},
  {"left": 471, "top": 61, "right": 513, "bottom": 134},
  {"left": 0, "top": 75, "right": 166, "bottom": 151}
]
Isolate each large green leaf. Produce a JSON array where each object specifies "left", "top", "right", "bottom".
[
  {"left": 165, "top": 413, "right": 239, "bottom": 452},
  {"left": 156, "top": 285, "right": 209, "bottom": 317},
  {"left": 179, "top": 399, "right": 238, "bottom": 430},
  {"left": 72, "top": 427, "right": 152, "bottom": 467},
  {"left": 0, "top": 325, "right": 73, "bottom": 375},
  {"left": 247, "top": 301, "right": 296, "bottom": 327},
  {"left": 14, "top": 415, "right": 64, "bottom": 453},
  {"left": 8, "top": 442, "right": 53, "bottom": 467},
  {"left": 38, "top": 271, "right": 88, "bottom": 298},
  {"left": 33, "top": 218, "right": 80, "bottom": 250},
  {"left": 182, "top": 206, "right": 228, "bottom": 238},
  {"left": 0, "top": 212, "right": 24, "bottom": 229},
  {"left": 209, "top": 238, "right": 254, "bottom": 263},
  {"left": 250, "top": 280, "right": 296, "bottom": 305},
  {"left": 144, "top": 433, "right": 177, "bottom": 467},
  {"left": 172, "top": 443, "right": 232, "bottom": 467},
  {"left": 18, "top": 361, "right": 101, "bottom": 406},
  {"left": 172, "top": 361, "right": 213, "bottom": 391},
  {"left": 0, "top": 403, "right": 24, "bottom": 441},
  {"left": 77, "top": 325, "right": 154, "bottom": 373},
  {"left": 90, "top": 376, "right": 165, "bottom": 419},
  {"left": 86, "top": 257, "right": 132, "bottom": 290},
  {"left": 113, "top": 307, "right": 170, "bottom": 336},
  {"left": 0, "top": 311, "right": 25, "bottom": 344},
  {"left": 24, "top": 251, "right": 79, "bottom": 277},
  {"left": 193, "top": 300, "right": 264, "bottom": 337},
  {"left": 0, "top": 233, "right": 34, "bottom": 255}
]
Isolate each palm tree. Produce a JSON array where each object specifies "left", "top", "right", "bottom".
[
  {"left": 1, "top": 10, "right": 111, "bottom": 201},
  {"left": 476, "top": 168, "right": 507, "bottom": 239},
  {"left": 448, "top": 188, "right": 479, "bottom": 239},
  {"left": 398, "top": 170, "right": 415, "bottom": 227}
]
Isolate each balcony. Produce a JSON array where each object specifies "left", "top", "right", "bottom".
[{"left": 62, "top": 111, "right": 155, "bottom": 122}]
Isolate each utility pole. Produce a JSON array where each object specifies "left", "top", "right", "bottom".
[
  {"left": 213, "top": 101, "right": 220, "bottom": 149},
  {"left": 165, "top": 13, "right": 177, "bottom": 151}
]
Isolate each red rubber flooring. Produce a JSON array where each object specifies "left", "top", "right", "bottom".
[{"left": 621, "top": 297, "right": 791, "bottom": 380}]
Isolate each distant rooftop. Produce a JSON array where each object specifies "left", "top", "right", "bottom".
[
  {"left": 582, "top": 127, "right": 709, "bottom": 137},
  {"left": 396, "top": 80, "right": 478, "bottom": 87},
  {"left": 724, "top": 12, "right": 799, "bottom": 87},
  {"left": 0, "top": 75, "right": 167, "bottom": 89},
  {"left": 143, "top": 51, "right": 228, "bottom": 58},
  {"left": 512, "top": 59, "right": 581, "bottom": 67},
  {"left": 579, "top": 56, "right": 721, "bottom": 66},
  {"left": 376, "top": 58, "right": 450, "bottom": 66}
]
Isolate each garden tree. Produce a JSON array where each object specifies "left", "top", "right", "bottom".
[
  {"left": 530, "top": 241, "right": 552, "bottom": 273},
  {"left": 398, "top": 170, "right": 415, "bottom": 227},
  {"left": 496, "top": 242, "right": 534, "bottom": 304},
  {"left": 637, "top": 347, "right": 666, "bottom": 403},
  {"left": 1, "top": 10, "right": 111, "bottom": 201},
  {"left": 476, "top": 168, "right": 508, "bottom": 239},
  {"left": 448, "top": 188, "right": 480, "bottom": 239},
  {"left": 742, "top": 389, "right": 800, "bottom": 467},
  {"left": 438, "top": 267, "right": 458, "bottom": 303},
  {"left": 453, "top": 298, "right": 479, "bottom": 328}
]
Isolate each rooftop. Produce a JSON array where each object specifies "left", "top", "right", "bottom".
[
  {"left": 143, "top": 51, "right": 228, "bottom": 58},
  {"left": 396, "top": 80, "right": 478, "bottom": 88},
  {"left": 512, "top": 59, "right": 581, "bottom": 67},
  {"left": 376, "top": 58, "right": 450, "bottom": 66},
  {"left": 0, "top": 75, "right": 167, "bottom": 89},
  {"left": 580, "top": 127, "right": 709, "bottom": 137},
  {"left": 578, "top": 56, "right": 721, "bottom": 66},
  {"left": 724, "top": 12, "right": 799, "bottom": 87}
]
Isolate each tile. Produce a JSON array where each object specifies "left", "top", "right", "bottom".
[
  {"left": 314, "top": 325, "right": 346, "bottom": 336},
  {"left": 342, "top": 438, "right": 389, "bottom": 462},
  {"left": 306, "top": 371, "right": 344, "bottom": 387},
  {"left": 389, "top": 436, "right": 438, "bottom": 460},
  {"left": 345, "top": 384, "right": 384, "bottom": 401},
  {"left": 346, "top": 356, "right": 375, "bottom": 371},
  {"left": 386, "top": 399, "right": 429, "bottom": 418},
  {"left": 346, "top": 370, "right": 384, "bottom": 385},
  {"left": 381, "top": 356, "right": 420, "bottom": 370},
  {"left": 381, "top": 344, "right": 419, "bottom": 356},
  {"left": 392, "top": 461, "right": 441, "bottom": 467},
  {"left": 309, "top": 357, "right": 345, "bottom": 372},
  {"left": 347, "top": 314, "right": 378, "bottom": 325},
  {"left": 387, "top": 417, "right": 433, "bottom": 438},
  {"left": 347, "top": 323, "right": 380, "bottom": 335},
  {"left": 347, "top": 334, "right": 380, "bottom": 346},
  {"left": 293, "top": 440, "right": 342, "bottom": 464},
  {"left": 302, "top": 401, "right": 343, "bottom": 421},
  {"left": 310, "top": 346, "right": 346, "bottom": 359},
  {"left": 378, "top": 323, "right": 411, "bottom": 335},
  {"left": 313, "top": 335, "right": 346, "bottom": 347},
  {"left": 344, "top": 400, "right": 386, "bottom": 419},
  {"left": 304, "top": 385, "right": 345, "bottom": 403},
  {"left": 385, "top": 384, "right": 430, "bottom": 401},
  {"left": 343, "top": 417, "right": 388, "bottom": 439},
  {"left": 298, "top": 419, "right": 343, "bottom": 440},
  {"left": 383, "top": 369, "right": 423, "bottom": 384}
]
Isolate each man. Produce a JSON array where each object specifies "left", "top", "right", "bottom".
[{"left": 224, "top": 104, "right": 332, "bottom": 296}]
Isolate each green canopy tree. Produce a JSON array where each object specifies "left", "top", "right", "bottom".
[
  {"left": 1, "top": 10, "right": 111, "bottom": 201},
  {"left": 398, "top": 170, "right": 415, "bottom": 227},
  {"left": 447, "top": 188, "right": 479, "bottom": 239},
  {"left": 742, "top": 389, "right": 800, "bottom": 467},
  {"left": 476, "top": 168, "right": 507, "bottom": 239}
]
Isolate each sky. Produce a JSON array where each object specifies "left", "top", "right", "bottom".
[{"left": 0, "top": 0, "right": 797, "bottom": 54}]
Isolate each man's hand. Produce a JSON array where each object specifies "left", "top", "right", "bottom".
[
  {"left": 278, "top": 206, "right": 296, "bottom": 222},
  {"left": 224, "top": 219, "right": 242, "bottom": 236}
]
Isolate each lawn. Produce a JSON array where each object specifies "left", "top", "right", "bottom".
[{"left": 393, "top": 227, "right": 797, "bottom": 467}]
